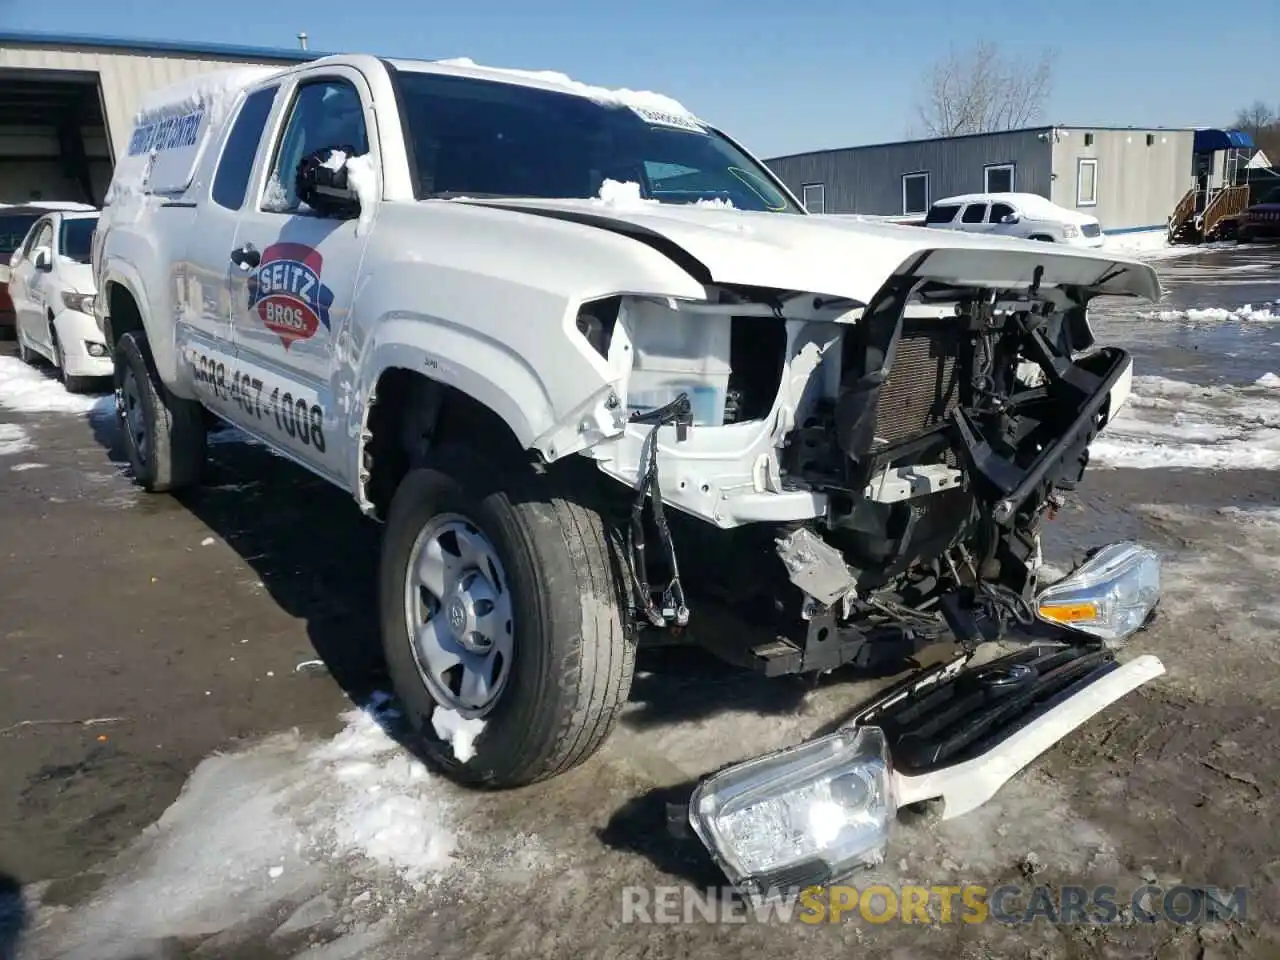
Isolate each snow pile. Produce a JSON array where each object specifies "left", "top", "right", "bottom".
[
  {"left": 1135, "top": 301, "right": 1279, "bottom": 323},
  {"left": 594, "top": 179, "right": 658, "bottom": 211},
  {"left": 1258, "top": 372, "right": 1280, "bottom": 388},
  {"left": 1089, "top": 374, "right": 1280, "bottom": 469},
  {"left": 1099, "top": 231, "right": 1233, "bottom": 261},
  {"left": 0, "top": 423, "right": 33, "bottom": 457},
  {"left": 431, "top": 707, "right": 486, "bottom": 763},
  {"left": 35, "top": 701, "right": 460, "bottom": 960},
  {"left": 431, "top": 57, "right": 697, "bottom": 121},
  {"left": 344, "top": 155, "right": 379, "bottom": 236},
  {"left": 691, "top": 197, "right": 735, "bottom": 209},
  {"left": 0, "top": 356, "right": 113, "bottom": 416},
  {"left": 261, "top": 172, "right": 291, "bottom": 213}
]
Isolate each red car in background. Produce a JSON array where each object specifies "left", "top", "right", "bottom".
[{"left": 1, "top": 205, "right": 51, "bottom": 337}]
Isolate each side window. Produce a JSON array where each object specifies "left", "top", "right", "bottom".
[
  {"left": 22, "top": 219, "right": 52, "bottom": 257},
  {"left": 212, "top": 86, "right": 279, "bottom": 211},
  {"left": 961, "top": 203, "right": 987, "bottom": 224},
  {"left": 264, "top": 78, "right": 369, "bottom": 215},
  {"left": 988, "top": 202, "right": 1015, "bottom": 223},
  {"left": 925, "top": 203, "right": 960, "bottom": 224},
  {"left": 29, "top": 220, "right": 54, "bottom": 254}
]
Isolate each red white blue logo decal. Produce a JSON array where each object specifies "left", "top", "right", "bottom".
[{"left": 247, "top": 243, "right": 335, "bottom": 349}]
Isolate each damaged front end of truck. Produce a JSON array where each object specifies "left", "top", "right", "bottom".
[{"left": 575, "top": 234, "right": 1166, "bottom": 898}]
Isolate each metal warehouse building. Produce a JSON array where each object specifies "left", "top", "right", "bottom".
[
  {"left": 766, "top": 126, "right": 1197, "bottom": 234},
  {"left": 0, "top": 31, "right": 318, "bottom": 205}
]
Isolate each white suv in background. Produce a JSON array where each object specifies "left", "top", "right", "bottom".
[
  {"left": 7, "top": 207, "right": 108, "bottom": 392},
  {"left": 924, "top": 192, "right": 1105, "bottom": 248}
]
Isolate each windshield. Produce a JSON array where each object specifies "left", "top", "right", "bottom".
[
  {"left": 59, "top": 216, "right": 97, "bottom": 263},
  {"left": 0, "top": 214, "right": 40, "bottom": 257},
  {"left": 394, "top": 71, "right": 799, "bottom": 213}
]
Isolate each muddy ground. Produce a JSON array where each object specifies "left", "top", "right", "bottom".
[{"left": 2, "top": 245, "right": 1280, "bottom": 959}]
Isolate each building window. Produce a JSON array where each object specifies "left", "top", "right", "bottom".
[
  {"left": 1077, "top": 158, "right": 1098, "bottom": 206},
  {"left": 984, "top": 163, "right": 1015, "bottom": 193},
  {"left": 1084, "top": 132, "right": 1094, "bottom": 147},
  {"left": 801, "top": 183, "right": 825, "bottom": 214},
  {"left": 1146, "top": 133, "right": 1155, "bottom": 147},
  {"left": 901, "top": 171, "right": 929, "bottom": 215}
]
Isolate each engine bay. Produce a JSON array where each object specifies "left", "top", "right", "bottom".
[{"left": 582, "top": 274, "right": 1134, "bottom": 673}]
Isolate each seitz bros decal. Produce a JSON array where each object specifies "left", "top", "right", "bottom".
[{"left": 247, "top": 242, "right": 336, "bottom": 349}]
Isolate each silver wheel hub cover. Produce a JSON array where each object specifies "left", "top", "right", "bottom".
[{"left": 404, "top": 514, "right": 514, "bottom": 717}]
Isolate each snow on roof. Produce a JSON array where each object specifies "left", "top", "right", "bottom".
[
  {"left": 393, "top": 57, "right": 699, "bottom": 122},
  {"left": 134, "top": 65, "right": 284, "bottom": 124}
]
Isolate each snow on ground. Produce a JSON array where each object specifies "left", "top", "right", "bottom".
[
  {"left": 0, "top": 422, "right": 33, "bottom": 456},
  {"left": 31, "top": 699, "right": 460, "bottom": 959},
  {"left": 1135, "top": 302, "right": 1279, "bottom": 323},
  {"left": 1101, "top": 230, "right": 1234, "bottom": 261},
  {"left": 0, "top": 356, "right": 113, "bottom": 417},
  {"left": 29, "top": 696, "right": 553, "bottom": 960},
  {"left": 1089, "top": 373, "right": 1280, "bottom": 469}
]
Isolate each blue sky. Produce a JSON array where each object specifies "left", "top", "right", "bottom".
[{"left": 2, "top": 0, "right": 1276, "bottom": 158}]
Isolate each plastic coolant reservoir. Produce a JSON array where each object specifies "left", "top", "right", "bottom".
[{"left": 622, "top": 299, "right": 732, "bottom": 427}]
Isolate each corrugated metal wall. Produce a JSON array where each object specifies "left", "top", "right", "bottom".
[
  {"left": 767, "top": 129, "right": 1053, "bottom": 216},
  {"left": 0, "top": 44, "right": 293, "bottom": 160},
  {"left": 1049, "top": 129, "right": 1194, "bottom": 231}
]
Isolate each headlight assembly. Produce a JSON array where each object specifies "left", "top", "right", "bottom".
[
  {"left": 1036, "top": 542, "right": 1160, "bottom": 641},
  {"left": 688, "top": 725, "right": 894, "bottom": 899},
  {"left": 62, "top": 291, "right": 96, "bottom": 314}
]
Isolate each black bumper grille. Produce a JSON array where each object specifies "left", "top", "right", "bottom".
[
  {"left": 874, "top": 323, "right": 963, "bottom": 445},
  {"left": 855, "top": 644, "right": 1118, "bottom": 774}
]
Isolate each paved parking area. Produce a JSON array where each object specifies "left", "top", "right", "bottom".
[{"left": 2, "top": 244, "right": 1280, "bottom": 959}]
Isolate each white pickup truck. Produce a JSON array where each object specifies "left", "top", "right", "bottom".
[{"left": 95, "top": 53, "right": 1167, "bottom": 897}]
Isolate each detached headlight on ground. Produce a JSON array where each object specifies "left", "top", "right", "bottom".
[
  {"left": 688, "top": 726, "right": 894, "bottom": 897},
  {"left": 62, "top": 291, "right": 96, "bottom": 314},
  {"left": 1036, "top": 542, "right": 1160, "bottom": 641}
]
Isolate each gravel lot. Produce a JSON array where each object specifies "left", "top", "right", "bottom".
[{"left": 2, "top": 243, "right": 1279, "bottom": 960}]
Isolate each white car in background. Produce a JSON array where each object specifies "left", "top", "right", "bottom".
[
  {"left": 7, "top": 207, "right": 109, "bottom": 392},
  {"left": 924, "top": 192, "right": 1105, "bottom": 248}
]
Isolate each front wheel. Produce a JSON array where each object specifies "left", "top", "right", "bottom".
[
  {"left": 52, "top": 333, "right": 93, "bottom": 395},
  {"left": 379, "top": 446, "right": 635, "bottom": 787},
  {"left": 113, "top": 331, "right": 207, "bottom": 492}
]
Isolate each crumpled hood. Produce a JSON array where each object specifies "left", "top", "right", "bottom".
[{"left": 459, "top": 197, "right": 1161, "bottom": 303}]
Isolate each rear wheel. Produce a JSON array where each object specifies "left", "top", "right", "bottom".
[
  {"left": 1029, "top": 234, "right": 1055, "bottom": 242},
  {"left": 113, "top": 331, "right": 206, "bottom": 493},
  {"left": 379, "top": 445, "right": 634, "bottom": 787},
  {"left": 16, "top": 334, "right": 37, "bottom": 366}
]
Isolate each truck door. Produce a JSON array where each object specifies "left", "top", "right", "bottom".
[
  {"left": 179, "top": 82, "right": 282, "bottom": 409},
  {"left": 226, "top": 70, "right": 375, "bottom": 482}
]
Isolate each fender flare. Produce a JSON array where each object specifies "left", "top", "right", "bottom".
[
  {"left": 352, "top": 314, "right": 558, "bottom": 483},
  {"left": 99, "top": 262, "right": 185, "bottom": 382}
]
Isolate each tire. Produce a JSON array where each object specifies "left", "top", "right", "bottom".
[
  {"left": 1029, "top": 234, "right": 1055, "bottom": 242},
  {"left": 379, "top": 445, "right": 634, "bottom": 788},
  {"left": 113, "top": 331, "right": 207, "bottom": 493}
]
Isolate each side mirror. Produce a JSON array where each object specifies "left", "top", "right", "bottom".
[
  {"left": 1000, "top": 214, "right": 1020, "bottom": 225},
  {"left": 33, "top": 247, "right": 53, "bottom": 271},
  {"left": 296, "top": 146, "right": 360, "bottom": 218}
]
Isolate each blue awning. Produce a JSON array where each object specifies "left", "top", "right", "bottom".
[{"left": 1195, "top": 129, "right": 1256, "bottom": 152}]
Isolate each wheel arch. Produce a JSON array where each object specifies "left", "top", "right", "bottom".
[{"left": 358, "top": 355, "right": 535, "bottom": 521}]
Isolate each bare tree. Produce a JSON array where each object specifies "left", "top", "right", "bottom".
[
  {"left": 1230, "top": 101, "right": 1280, "bottom": 165},
  {"left": 914, "top": 42, "right": 1056, "bottom": 138}
]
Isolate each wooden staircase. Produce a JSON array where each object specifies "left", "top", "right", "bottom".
[
  {"left": 1167, "top": 184, "right": 1251, "bottom": 244},
  {"left": 1167, "top": 187, "right": 1198, "bottom": 244},
  {"left": 1202, "top": 185, "right": 1250, "bottom": 241}
]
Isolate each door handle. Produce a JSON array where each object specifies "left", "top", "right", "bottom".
[{"left": 230, "top": 244, "right": 260, "bottom": 269}]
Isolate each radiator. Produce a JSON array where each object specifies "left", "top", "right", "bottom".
[{"left": 874, "top": 324, "right": 963, "bottom": 445}]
